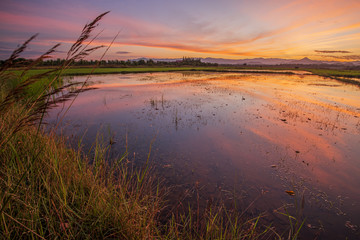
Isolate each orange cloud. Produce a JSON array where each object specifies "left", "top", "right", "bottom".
[
  {"left": 1, "top": 0, "right": 359, "bottom": 60},
  {"left": 315, "top": 50, "right": 352, "bottom": 54},
  {"left": 221, "top": 0, "right": 359, "bottom": 58}
]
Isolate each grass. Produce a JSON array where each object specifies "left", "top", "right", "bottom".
[
  {"left": 304, "top": 69, "right": 360, "bottom": 86},
  {"left": 305, "top": 68, "right": 360, "bottom": 78},
  {"left": 8, "top": 67, "right": 224, "bottom": 77},
  {"left": 8, "top": 65, "right": 360, "bottom": 88},
  {"left": 0, "top": 12, "right": 307, "bottom": 239},
  {"left": 1, "top": 119, "right": 162, "bottom": 239}
]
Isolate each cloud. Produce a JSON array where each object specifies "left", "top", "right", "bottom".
[
  {"left": 0, "top": 49, "right": 14, "bottom": 58},
  {"left": 0, "top": 49, "right": 47, "bottom": 59},
  {"left": 334, "top": 55, "right": 360, "bottom": 60},
  {"left": 321, "top": 55, "right": 360, "bottom": 60},
  {"left": 0, "top": 11, "right": 80, "bottom": 34},
  {"left": 108, "top": 41, "right": 261, "bottom": 56},
  {"left": 116, "top": 51, "right": 131, "bottom": 54},
  {"left": 315, "top": 50, "right": 352, "bottom": 54},
  {"left": 2, "top": 0, "right": 359, "bottom": 60}
]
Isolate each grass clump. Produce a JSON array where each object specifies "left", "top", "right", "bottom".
[
  {"left": 0, "top": 12, "right": 163, "bottom": 239},
  {"left": 0, "top": 121, "right": 162, "bottom": 239}
]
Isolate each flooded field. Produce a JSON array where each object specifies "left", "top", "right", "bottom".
[{"left": 46, "top": 71, "right": 360, "bottom": 239}]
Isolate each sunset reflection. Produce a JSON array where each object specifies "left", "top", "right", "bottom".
[{"left": 47, "top": 71, "right": 360, "bottom": 238}]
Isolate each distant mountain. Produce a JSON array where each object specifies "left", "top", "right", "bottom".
[
  {"left": 289, "top": 57, "right": 317, "bottom": 65},
  {"left": 201, "top": 57, "right": 360, "bottom": 66},
  {"left": 130, "top": 57, "right": 360, "bottom": 66},
  {"left": 201, "top": 57, "right": 291, "bottom": 65},
  {"left": 153, "top": 58, "right": 182, "bottom": 62},
  {"left": 132, "top": 57, "right": 181, "bottom": 62}
]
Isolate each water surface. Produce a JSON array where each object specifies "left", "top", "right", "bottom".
[{"left": 47, "top": 71, "right": 360, "bottom": 239}]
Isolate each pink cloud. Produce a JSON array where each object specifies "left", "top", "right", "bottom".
[
  {"left": 0, "top": 11, "right": 81, "bottom": 34},
  {"left": 1, "top": 0, "right": 359, "bottom": 60}
]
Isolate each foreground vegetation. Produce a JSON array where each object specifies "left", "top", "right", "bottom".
[
  {"left": 1, "top": 110, "right": 162, "bottom": 238},
  {"left": 0, "top": 13, "right": 307, "bottom": 239}
]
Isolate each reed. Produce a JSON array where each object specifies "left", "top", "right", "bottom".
[{"left": 1, "top": 12, "right": 162, "bottom": 239}]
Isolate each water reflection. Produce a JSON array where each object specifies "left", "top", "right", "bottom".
[{"left": 47, "top": 71, "right": 360, "bottom": 239}]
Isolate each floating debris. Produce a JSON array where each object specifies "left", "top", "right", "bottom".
[
  {"left": 285, "top": 190, "right": 295, "bottom": 196},
  {"left": 302, "top": 160, "right": 309, "bottom": 166},
  {"left": 307, "top": 224, "right": 317, "bottom": 229},
  {"left": 345, "top": 221, "right": 358, "bottom": 231}
]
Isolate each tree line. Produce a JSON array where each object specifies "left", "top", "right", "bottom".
[{"left": 1, "top": 57, "right": 217, "bottom": 68}]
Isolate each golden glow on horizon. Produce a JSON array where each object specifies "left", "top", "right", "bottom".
[{"left": 0, "top": 0, "right": 359, "bottom": 60}]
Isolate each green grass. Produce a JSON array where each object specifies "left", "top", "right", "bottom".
[
  {"left": 0, "top": 115, "right": 162, "bottom": 239},
  {"left": 303, "top": 69, "right": 360, "bottom": 86},
  {"left": 305, "top": 68, "right": 360, "bottom": 78},
  {"left": 10, "top": 66, "right": 360, "bottom": 84},
  {"left": 9, "top": 67, "right": 224, "bottom": 77},
  {"left": 9, "top": 66, "right": 301, "bottom": 80}
]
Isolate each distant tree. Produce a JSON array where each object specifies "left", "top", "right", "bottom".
[
  {"left": 146, "top": 59, "right": 154, "bottom": 66},
  {"left": 138, "top": 59, "right": 145, "bottom": 65}
]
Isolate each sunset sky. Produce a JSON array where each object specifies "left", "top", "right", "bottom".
[{"left": 1, "top": 0, "right": 359, "bottom": 61}]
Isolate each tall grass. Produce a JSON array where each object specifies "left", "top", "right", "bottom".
[
  {"left": 0, "top": 12, "right": 304, "bottom": 239},
  {"left": 1, "top": 12, "right": 162, "bottom": 239}
]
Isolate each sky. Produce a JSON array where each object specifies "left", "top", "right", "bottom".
[{"left": 0, "top": 0, "right": 359, "bottom": 61}]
